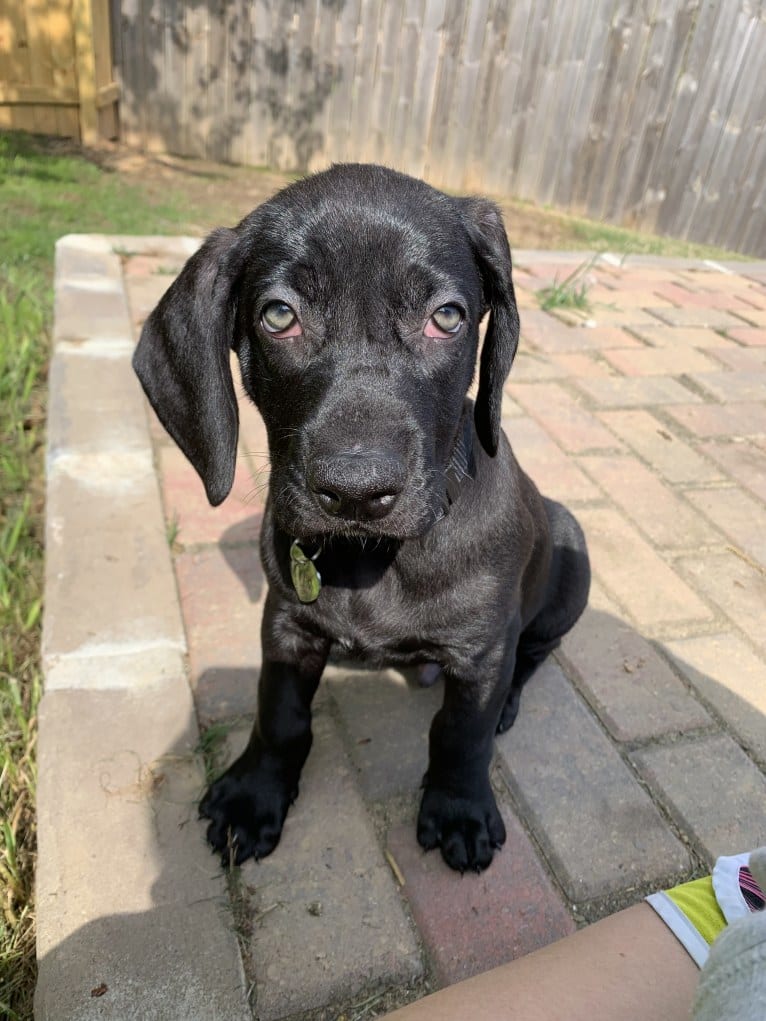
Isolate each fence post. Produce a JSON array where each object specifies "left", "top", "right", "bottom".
[{"left": 71, "top": 0, "right": 99, "bottom": 143}]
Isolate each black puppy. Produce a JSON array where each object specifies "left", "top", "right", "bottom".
[{"left": 133, "top": 164, "right": 590, "bottom": 874}]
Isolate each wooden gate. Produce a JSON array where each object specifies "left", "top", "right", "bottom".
[{"left": 0, "top": 0, "right": 119, "bottom": 142}]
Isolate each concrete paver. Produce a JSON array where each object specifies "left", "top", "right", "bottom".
[
  {"left": 40, "top": 238, "right": 766, "bottom": 1020},
  {"left": 666, "top": 633, "right": 766, "bottom": 767},
  {"left": 559, "top": 603, "right": 713, "bottom": 742},
  {"left": 632, "top": 734, "right": 766, "bottom": 864},
  {"left": 387, "top": 807, "right": 575, "bottom": 986},
  {"left": 229, "top": 714, "right": 424, "bottom": 1020},
  {"left": 35, "top": 685, "right": 250, "bottom": 1021},
  {"left": 576, "top": 507, "right": 715, "bottom": 632},
  {"left": 496, "top": 662, "right": 691, "bottom": 905}
]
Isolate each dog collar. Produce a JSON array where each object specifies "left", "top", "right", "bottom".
[
  {"left": 444, "top": 410, "right": 476, "bottom": 505},
  {"left": 289, "top": 539, "right": 322, "bottom": 603}
]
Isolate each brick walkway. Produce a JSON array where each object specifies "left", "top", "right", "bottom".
[{"left": 38, "top": 236, "right": 766, "bottom": 1020}]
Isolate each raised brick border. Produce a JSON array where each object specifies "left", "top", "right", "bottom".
[{"left": 40, "top": 240, "right": 766, "bottom": 1021}]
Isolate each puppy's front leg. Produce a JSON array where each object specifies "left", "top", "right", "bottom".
[
  {"left": 200, "top": 595, "right": 329, "bottom": 866},
  {"left": 417, "top": 629, "right": 519, "bottom": 873}
]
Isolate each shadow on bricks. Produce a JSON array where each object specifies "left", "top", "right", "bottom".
[{"left": 36, "top": 620, "right": 766, "bottom": 1020}]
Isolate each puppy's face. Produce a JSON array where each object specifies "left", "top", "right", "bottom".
[
  {"left": 133, "top": 165, "right": 520, "bottom": 530},
  {"left": 233, "top": 168, "right": 485, "bottom": 540}
]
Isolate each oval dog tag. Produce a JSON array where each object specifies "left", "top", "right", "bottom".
[{"left": 290, "top": 540, "right": 322, "bottom": 603}]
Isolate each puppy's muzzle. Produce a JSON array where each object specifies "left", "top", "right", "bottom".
[{"left": 307, "top": 450, "right": 406, "bottom": 522}]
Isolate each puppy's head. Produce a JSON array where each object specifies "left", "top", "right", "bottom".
[{"left": 133, "top": 165, "right": 519, "bottom": 540}]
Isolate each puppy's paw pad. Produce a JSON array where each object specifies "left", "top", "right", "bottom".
[
  {"left": 200, "top": 771, "right": 292, "bottom": 866},
  {"left": 417, "top": 786, "right": 505, "bottom": 873}
]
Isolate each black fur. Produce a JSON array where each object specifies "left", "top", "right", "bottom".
[{"left": 133, "top": 164, "right": 590, "bottom": 873}]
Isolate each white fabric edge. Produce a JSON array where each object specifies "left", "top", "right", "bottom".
[
  {"left": 713, "top": 851, "right": 755, "bottom": 925},
  {"left": 646, "top": 891, "right": 710, "bottom": 968}
]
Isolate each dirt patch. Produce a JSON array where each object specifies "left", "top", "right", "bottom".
[{"left": 47, "top": 137, "right": 593, "bottom": 248}]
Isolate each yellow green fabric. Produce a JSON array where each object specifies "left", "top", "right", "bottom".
[{"left": 666, "top": 876, "right": 727, "bottom": 946}]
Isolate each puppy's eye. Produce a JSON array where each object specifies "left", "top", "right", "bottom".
[
  {"left": 425, "top": 304, "right": 463, "bottom": 339},
  {"left": 261, "top": 301, "right": 302, "bottom": 337}
]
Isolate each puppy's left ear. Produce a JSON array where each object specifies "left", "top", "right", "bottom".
[
  {"left": 457, "top": 197, "right": 520, "bottom": 456},
  {"left": 133, "top": 228, "right": 244, "bottom": 506}
]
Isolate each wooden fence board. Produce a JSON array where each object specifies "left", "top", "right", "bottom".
[
  {"left": 2, "top": 0, "right": 115, "bottom": 140},
  {"left": 103, "top": 0, "right": 766, "bottom": 254}
]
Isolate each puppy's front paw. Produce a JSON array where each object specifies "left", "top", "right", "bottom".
[
  {"left": 416, "top": 783, "right": 506, "bottom": 873},
  {"left": 200, "top": 766, "right": 295, "bottom": 867}
]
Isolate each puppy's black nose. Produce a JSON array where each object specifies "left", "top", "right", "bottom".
[{"left": 308, "top": 451, "right": 405, "bottom": 521}]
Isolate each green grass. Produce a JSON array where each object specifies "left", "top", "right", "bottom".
[
  {"left": 0, "top": 130, "right": 190, "bottom": 1021},
  {"left": 536, "top": 257, "right": 597, "bottom": 314}
]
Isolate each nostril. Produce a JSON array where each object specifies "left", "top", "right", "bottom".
[{"left": 314, "top": 489, "right": 343, "bottom": 515}]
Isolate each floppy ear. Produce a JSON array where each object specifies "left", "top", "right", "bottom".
[
  {"left": 132, "top": 228, "right": 243, "bottom": 506},
  {"left": 457, "top": 197, "right": 520, "bottom": 456}
]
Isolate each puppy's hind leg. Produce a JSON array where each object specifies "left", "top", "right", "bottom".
[{"left": 496, "top": 499, "right": 590, "bottom": 734}]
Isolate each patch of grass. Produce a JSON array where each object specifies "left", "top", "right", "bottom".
[
  {"left": 165, "top": 510, "right": 181, "bottom": 550},
  {"left": 196, "top": 721, "right": 236, "bottom": 784},
  {"left": 536, "top": 257, "right": 598, "bottom": 313},
  {"left": 0, "top": 272, "right": 47, "bottom": 1021},
  {"left": 0, "top": 129, "right": 202, "bottom": 1020}
]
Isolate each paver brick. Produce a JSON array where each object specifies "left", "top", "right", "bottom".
[
  {"left": 159, "top": 444, "right": 263, "bottom": 548},
  {"left": 504, "top": 416, "right": 602, "bottom": 503},
  {"left": 43, "top": 466, "right": 186, "bottom": 685},
  {"left": 326, "top": 665, "right": 442, "bottom": 802},
  {"left": 629, "top": 325, "right": 736, "bottom": 349},
  {"left": 735, "top": 310, "right": 766, "bottom": 328},
  {"left": 576, "top": 507, "right": 714, "bottom": 632},
  {"left": 579, "top": 455, "right": 720, "bottom": 549},
  {"left": 652, "top": 282, "right": 756, "bottom": 311},
  {"left": 124, "top": 274, "right": 174, "bottom": 330},
  {"left": 551, "top": 351, "right": 616, "bottom": 378},
  {"left": 702, "top": 345, "right": 766, "bottom": 372},
  {"left": 55, "top": 234, "right": 122, "bottom": 280},
  {"left": 601, "top": 347, "right": 720, "bottom": 377},
  {"left": 663, "top": 402, "right": 766, "bottom": 440},
  {"left": 726, "top": 324, "right": 766, "bottom": 341},
  {"left": 559, "top": 605, "right": 712, "bottom": 742},
  {"left": 386, "top": 807, "right": 575, "bottom": 987},
  {"left": 54, "top": 278, "right": 133, "bottom": 342},
  {"left": 631, "top": 734, "right": 766, "bottom": 865},
  {"left": 698, "top": 439, "right": 766, "bottom": 502},
  {"left": 48, "top": 345, "right": 153, "bottom": 460},
  {"left": 647, "top": 306, "right": 747, "bottom": 329},
  {"left": 175, "top": 543, "right": 266, "bottom": 720},
  {"left": 597, "top": 409, "right": 722, "bottom": 485},
  {"left": 509, "top": 349, "right": 562, "bottom": 382},
  {"left": 233, "top": 712, "right": 423, "bottom": 1021},
  {"left": 588, "top": 307, "right": 667, "bottom": 329},
  {"left": 35, "top": 686, "right": 250, "bottom": 1021},
  {"left": 688, "top": 370, "right": 766, "bottom": 403},
  {"left": 684, "top": 485, "right": 766, "bottom": 565},
  {"left": 676, "top": 553, "right": 766, "bottom": 653},
  {"left": 666, "top": 633, "right": 766, "bottom": 767},
  {"left": 497, "top": 662, "right": 690, "bottom": 902},
  {"left": 572, "top": 375, "right": 701, "bottom": 408},
  {"left": 510, "top": 382, "right": 622, "bottom": 453}
]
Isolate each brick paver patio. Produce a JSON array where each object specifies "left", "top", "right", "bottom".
[{"left": 37, "top": 235, "right": 766, "bottom": 1020}]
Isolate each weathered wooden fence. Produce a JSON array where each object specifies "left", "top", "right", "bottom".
[
  {"left": 84, "top": 2, "right": 766, "bottom": 253},
  {"left": 0, "top": 0, "right": 119, "bottom": 142}
]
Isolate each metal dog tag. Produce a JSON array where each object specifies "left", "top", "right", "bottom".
[{"left": 290, "top": 540, "right": 322, "bottom": 603}]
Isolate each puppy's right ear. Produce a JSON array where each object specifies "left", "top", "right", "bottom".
[{"left": 133, "top": 228, "right": 243, "bottom": 506}]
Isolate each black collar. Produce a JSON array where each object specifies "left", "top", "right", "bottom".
[{"left": 444, "top": 407, "right": 476, "bottom": 505}]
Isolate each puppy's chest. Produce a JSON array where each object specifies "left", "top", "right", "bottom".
[
  {"left": 313, "top": 581, "right": 428, "bottom": 662},
  {"left": 308, "top": 558, "right": 491, "bottom": 665}
]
